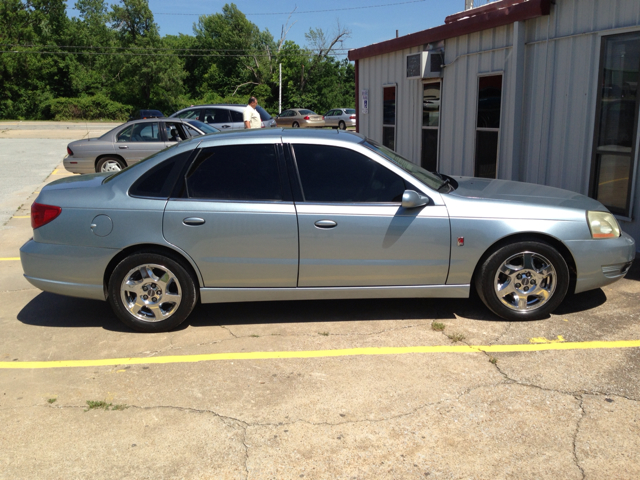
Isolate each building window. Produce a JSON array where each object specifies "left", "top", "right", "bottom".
[
  {"left": 474, "top": 75, "right": 503, "bottom": 178},
  {"left": 590, "top": 31, "right": 640, "bottom": 217},
  {"left": 383, "top": 85, "right": 396, "bottom": 150},
  {"left": 421, "top": 81, "right": 440, "bottom": 172}
]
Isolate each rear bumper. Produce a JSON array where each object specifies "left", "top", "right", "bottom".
[
  {"left": 20, "top": 239, "right": 117, "bottom": 301},
  {"left": 566, "top": 232, "right": 636, "bottom": 294},
  {"left": 63, "top": 156, "right": 95, "bottom": 174}
]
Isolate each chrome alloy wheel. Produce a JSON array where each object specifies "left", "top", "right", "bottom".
[
  {"left": 494, "top": 251, "right": 557, "bottom": 312},
  {"left": 120, "top": 263, "right": 182, "bottom": 322},
  {"left": 101, "top": 159, "right": 123, "bottom": 172}
]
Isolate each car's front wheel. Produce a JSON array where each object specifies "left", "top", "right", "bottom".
[
  {"left": 475, "top": 241, "right": 570, "bottom": 321},
  {"left": 108, "top": 253, "right": 198, "bottom": 332},
  {"left": 96, "top": 157, "right": 126, "bottom": 173}
]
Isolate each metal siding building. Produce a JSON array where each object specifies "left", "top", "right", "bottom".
[{"left": 349, "top": 0, "right": 640, "bottom": 250}]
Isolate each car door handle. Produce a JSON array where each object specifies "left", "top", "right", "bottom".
[
  {"left": 221, "top": 125, "right": 231, "bottom": 129},
  {"left": 183, "top": 217, "right": 205, "bottom": 226},
  {"left": 118, "top": 146, "right": 128, "bottom": 149},
  {"left": 314, "top": 220, "right": 337, "bottom": 229}
]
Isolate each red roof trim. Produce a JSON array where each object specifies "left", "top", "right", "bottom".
[{"left": 347, "top": 0, "right": 551, "bottom": 61}]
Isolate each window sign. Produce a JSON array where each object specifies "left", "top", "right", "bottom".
[{"left": 361, "top": 89, "right": 369, "bottom": 114}]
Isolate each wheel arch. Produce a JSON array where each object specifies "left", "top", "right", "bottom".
[
  {"left": 470, "top": 232, "right": 578, "bottom": 296},
  {"left": 103, "top": 243, "right": 203, "bottom": 300},
  {"left": 95, "top": 154, "right": 127, "bottom": 170}
]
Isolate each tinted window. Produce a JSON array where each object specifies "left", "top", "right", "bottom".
[
  {"left": 299, "top": 110, "right": 315, "bottom": 115},
  {"left": 130, "top": 151, "right": 191, "bottom": 198},
  {"left": 185, "top": 145, "right": 282, "bottom": 201},
  {"left": 203, "top": 108, "right": 230, "bottom": 124},
  {"left": 293, "top": 145, "right": 406, "bottom": 203},
  {"left": 256, "top": 106, "right": 271, "bottom": 120},
  {"left": 230, "top": 110, "right": 244, "bottom": 122},
  {"left": 346, "top": 109, "right": 356, "bottom": 115}
]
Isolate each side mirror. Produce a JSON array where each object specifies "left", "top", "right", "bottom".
[{"left": 401, "top": 190, "right": 430, "bottom": 209}]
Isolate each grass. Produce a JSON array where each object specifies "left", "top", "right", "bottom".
[
  {"left": 431, "top": 322, "right": 445, "bottom": 332},
  {"left": 447, "top": 333, "right": 466, "bottom": 343},
  {"left": 318, "top": 331, "right": 329, "bottom": 336},
  {"left": 85, "top": 400, "right": 128, "bottom": 412},
  {"left": 489, "top": 357, "right": 498, "bottom": 365},
  {"left": 250, "top": 334, "right": 260, "bottom": 338},
  {"left": 47, "top": 398, "right": 57, "bottom": 404}
]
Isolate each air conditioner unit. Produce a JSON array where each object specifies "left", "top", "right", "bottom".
[{"left": 405, "top": 51, "right": 444, "bottom": 79}]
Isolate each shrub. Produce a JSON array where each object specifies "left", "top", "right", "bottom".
[{"left": 42, "top": 94, "right": 131, "bottom": 121}]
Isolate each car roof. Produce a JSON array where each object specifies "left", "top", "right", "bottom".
[{"left": 196, "top": 127, "right": 364, "bottom": 148}]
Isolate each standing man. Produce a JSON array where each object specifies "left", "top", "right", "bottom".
[{"left": 243, "top": 96, "right": 261, "bottom": 129}]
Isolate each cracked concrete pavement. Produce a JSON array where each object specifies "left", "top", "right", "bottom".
[{"left": 1, "top": 123, "right": 640, "bottom": 479}]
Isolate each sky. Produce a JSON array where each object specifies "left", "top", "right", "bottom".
[{"left": 66, "top": 0, "right": 468, "bottom": 58}]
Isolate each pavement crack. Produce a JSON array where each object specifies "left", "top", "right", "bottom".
[
  {"left": 573, "top": 395, "right": 587, "bottom": 480},
  {"left": 219, "top": 325, "right": 239, "bottom": 338}
]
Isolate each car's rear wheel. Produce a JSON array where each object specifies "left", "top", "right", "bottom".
[
  {"left": 338, "top": 120, "right": 346, "bottom": 130},
  {"left": 475, "top": 241, "right": 569, "bottom": 321},
  {"left": 96, "top": 157, "right": 126, "bottom": 173},
  {"left": 292, "top": 121, "right": 300, "bottom": 128},
  {"left": 108, "top": 253, "right": 197, "bottom": 332}
]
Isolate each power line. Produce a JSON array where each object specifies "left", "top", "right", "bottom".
[
  {"left": 0, "top": 43, "right": 351, "bottom": 53},
  {"left": 154, "top": 0, "right": 426, "bottom": 16}
]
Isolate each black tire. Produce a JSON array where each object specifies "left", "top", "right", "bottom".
[
  {"left": 292, "top": 121, "right": 300, "bottom": 128},
  {"left": 474, "top": 241, "right": 569, "bottom": 321},
  {"left": 108, "top": 253, "right": 197, "bottom": 333},
  {"left": 338, "top": 121, "right": 346, "bottom": 130},
  {"left": 96, "top": 157, "right": 126, "bottom": 173}
]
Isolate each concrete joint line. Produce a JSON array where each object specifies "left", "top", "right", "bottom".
[{"left": 572, "top": 395, "right": 587, "bottom": 480}]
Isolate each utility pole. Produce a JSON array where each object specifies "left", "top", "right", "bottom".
[{"left": 279, "top": 63, "right": 282, "bottom": 114}]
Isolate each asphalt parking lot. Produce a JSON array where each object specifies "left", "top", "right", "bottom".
[{"left": 1, "top": 122, "right": 639, "bottom": 479}]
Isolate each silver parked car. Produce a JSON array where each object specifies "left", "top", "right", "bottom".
[
  {"left": 63, "top": 118, "right": 217, "bottom": 174},
  {"left": 323, "top": 108, "right": 356, "bottom": 129},
  {"left": 170, "top": 104, "right": 277, "bottom": 130},
  {"left": 22, "top": 129, "right": 635, "bottom": 333}
]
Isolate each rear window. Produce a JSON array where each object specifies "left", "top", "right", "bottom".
[
  {"left": 346, "top": 109, "right": 356, "bottom": 114},
  {"left": 256, "top": 106, "right": 272, "bottom": 121},
  {"left": 299, "top": 110, "right": 315, "bottom": 115}
]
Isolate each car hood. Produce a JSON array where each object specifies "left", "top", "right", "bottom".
[
  {"left": 448, "top": 176, "right": 607, "bottom": 211},
  {"left": 43, "top": 173, "right": 110, "bottom": 191}
]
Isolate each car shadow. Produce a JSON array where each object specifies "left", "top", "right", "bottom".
[{"left": 17, "top": 288, "right": 608, "bottom": 332}]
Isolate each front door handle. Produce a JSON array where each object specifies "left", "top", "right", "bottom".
[
  {"left": 118, "top": 146, "right": 129, "bottom": 149},
  {"left": 221, "top": 125, "right": 231, "bottom": 129},
  {"left": 183, "top": 217, "right": 205, "bottom": 226},
  {"left": 314, "top": 220, "right": 337, "bottom": 229}
]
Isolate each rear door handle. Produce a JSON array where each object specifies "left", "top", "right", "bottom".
[
  {"left": 221, "top": 125, "right": 231, "bottom": 129},
  {"left": 183, "top": 217, "right": 205, "bottom": 226},
  {"left": 314, "top": 220, "right": 337, "bottom": 229},
  {"left": 118, "top": 146, "right": 128, "bottom": 149}
]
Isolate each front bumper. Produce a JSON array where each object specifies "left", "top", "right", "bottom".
[
  {"left": 566, "top": 231, "right": 636, "bottom": 294},
  {"left": 20, "top": 239, "right": 118, "bottom": 301}
]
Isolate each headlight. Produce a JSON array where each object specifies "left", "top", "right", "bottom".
[{"left": 587, "top": 211, "right": 621, "bottom": 239}]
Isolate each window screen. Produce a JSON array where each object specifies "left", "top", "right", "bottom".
[
  {"left": 293, "top": 144, "right": 405, "bottom": 203},
  {"left": 185, "top": 145, "right": 282, "bottom": 201}
]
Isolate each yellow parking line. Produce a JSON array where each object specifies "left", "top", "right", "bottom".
[
  {"left": 0, "top": 257, "right": 20, "bottom": 261},
  {"left": 1, "top": 339, "right": 639, "bottom": 370},
  {"left": 12, "top": 215, "right": 30, "bottom": 219}
]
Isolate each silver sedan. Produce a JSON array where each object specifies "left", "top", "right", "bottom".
[
  {"left": 323, "top": 108, "right": 356, "bottom": 129},
  {"left": 63, "top": 118, "right": 216, "bottom": 174},
  {"left": 22, "top": 129, "right": 635, "bottom": 332}
]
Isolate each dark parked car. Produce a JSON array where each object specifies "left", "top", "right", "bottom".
[{"left": 128, "top": 109, "right": 165, "bottom": 120}]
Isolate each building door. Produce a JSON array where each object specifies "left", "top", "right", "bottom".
[{"left": 590, "top": 31, "right": 640, "bottom": 217}]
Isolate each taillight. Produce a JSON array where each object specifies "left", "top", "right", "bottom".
[
  {"left": 304, "top": 116, "right": 310, "bottom": 120},
  {"left": 67, "top": 146, "right": 74, "bottom": 156},
  {"left": 350, "top": 115, "right": 356, "bottom": 120},
  {"left": 31, "top": 202, "right": 62, "bottom": 229},
  {"left": 322, "top": 116, "right": 325, "bottom": 119}
]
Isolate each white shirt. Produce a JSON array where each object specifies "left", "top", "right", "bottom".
[{"left": 243, "top": 105, "right": 261, "bottom": 129}]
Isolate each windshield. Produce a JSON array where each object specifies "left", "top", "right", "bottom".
[
  {"left": 187, "top": 120, "right": 219, "bottom": 134},
  {"left": 363, "top": 139, "right": 446, "bottom": 191}
]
